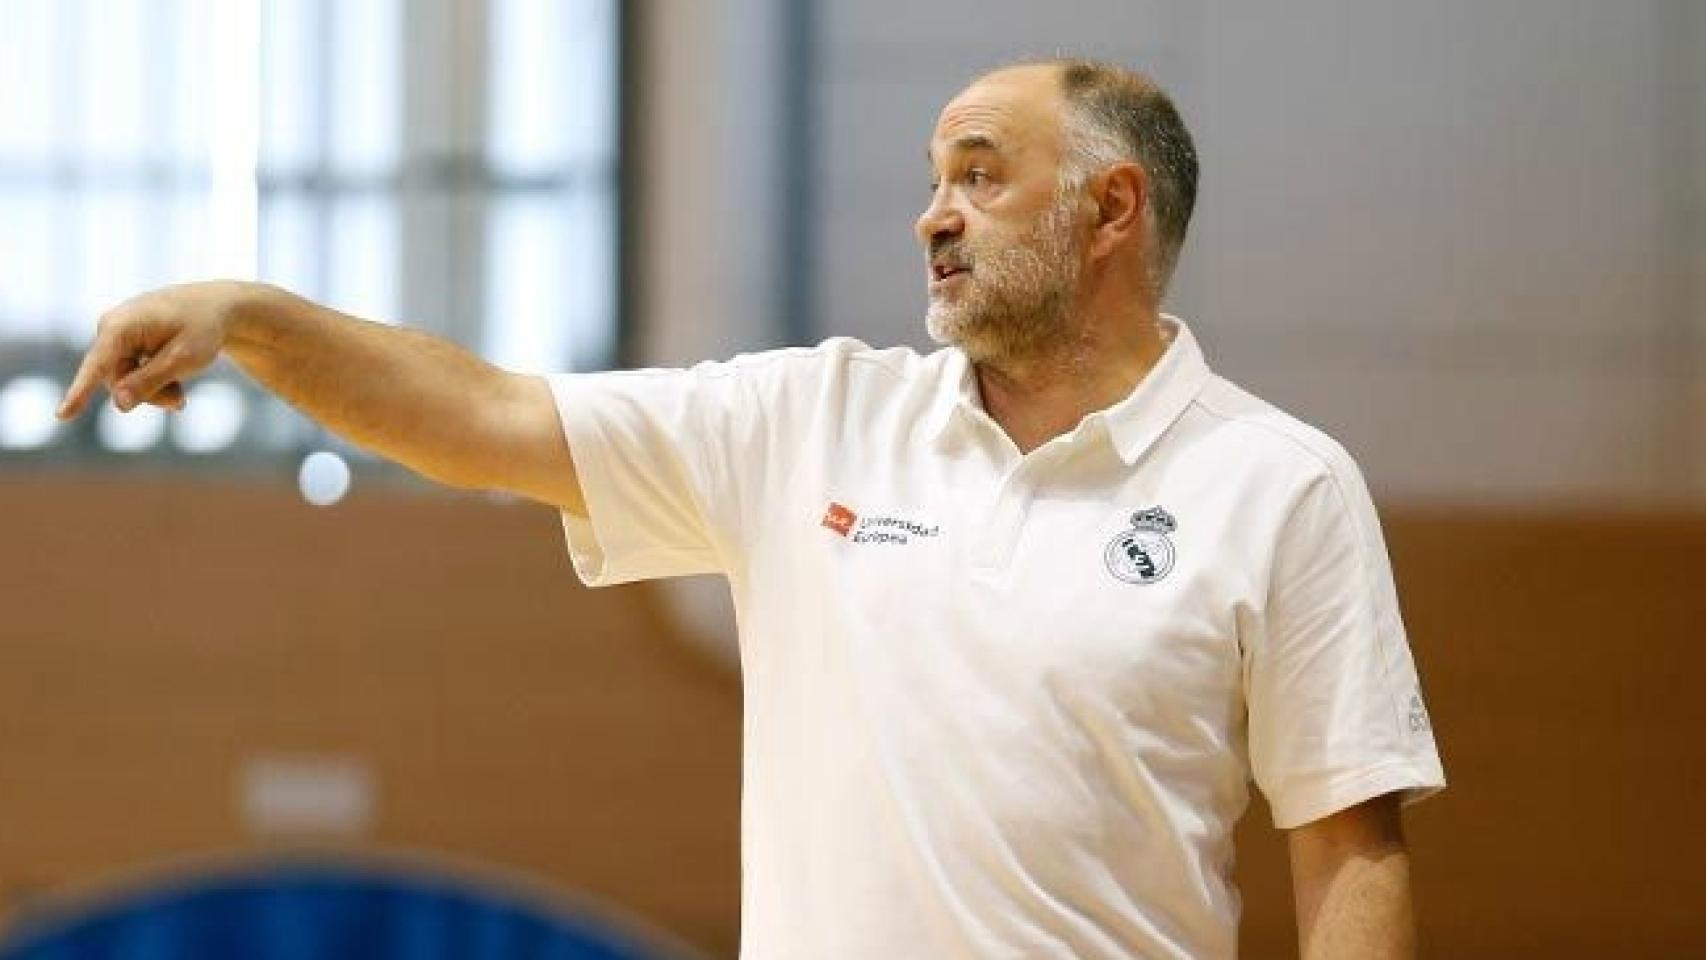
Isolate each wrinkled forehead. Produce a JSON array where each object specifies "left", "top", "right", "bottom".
[{"left": 928, "top": 66, "right": 1066, "bottom": 166}]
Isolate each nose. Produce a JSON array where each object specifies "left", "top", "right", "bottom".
[{"left": 915, "top": 186, "right": 964, "bottom": 251}]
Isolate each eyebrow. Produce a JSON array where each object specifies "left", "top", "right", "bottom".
[{"left": 927, "top": 133, "right": 1002, "bottom": 165}]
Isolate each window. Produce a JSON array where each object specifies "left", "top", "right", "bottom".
[{"left": 0, "top": 0, "right": 622, "bottom": 465}]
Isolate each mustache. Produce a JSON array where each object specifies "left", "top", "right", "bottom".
[{"left": 929, "top": 239, "right": 971, "bottom": 267}]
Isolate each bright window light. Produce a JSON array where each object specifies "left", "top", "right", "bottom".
[
  {"left": 298, "top": 450, "right": 352, "bottom": 506},
  {"left": 0, "top": 376, "right": 64, "bottom": 450},
  {"left": 205, "top": 0, "right": 260, "bottom": 279},
  {"left": 97, "top": 401, "right": 166, "bottom": 453},
  {"left": 170, "top": 381, "right": 248, "bottom": 453},
  {"left": 1, "top": 0, "right": 621, "bottom": 466}
]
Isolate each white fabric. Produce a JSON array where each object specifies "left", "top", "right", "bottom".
[{"left": 545, "top": 317, "right": 1445, "bottom": 960}]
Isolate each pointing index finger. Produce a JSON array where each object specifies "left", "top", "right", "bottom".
[{"left": 57, "top": 329, "right": 118, "bottom": 421}]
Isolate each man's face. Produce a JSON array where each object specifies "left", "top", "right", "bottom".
[{"left": 918, "top": 67, "right": 1086, "bottom": 362}]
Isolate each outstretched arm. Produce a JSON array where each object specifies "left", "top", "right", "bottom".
[
  {"left": 57, "top": 280, "right": 585, "bottom": 516},
  {"left": 1288, "top": 793, "right": 1417, "bottom": 959}
]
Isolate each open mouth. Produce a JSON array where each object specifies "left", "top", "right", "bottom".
[{"left": 931, "top": 264, "right": 969, "bottom": 283}]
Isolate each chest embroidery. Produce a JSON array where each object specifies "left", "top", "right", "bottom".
[
  {"left": 1104, "top": 506, "right": 1178, "bottom": 585},
  {"left": 821, "top": 501, "right": 858, "bottom": 536},
  {"left": 821, "top": 500, "right": 942, "bottom": 546}
]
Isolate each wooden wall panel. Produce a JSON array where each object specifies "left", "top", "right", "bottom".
[{"left": 0, "top": 472, "right": 743, "bottom": 955}]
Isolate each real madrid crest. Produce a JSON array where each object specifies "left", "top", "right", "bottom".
[{"left": 1104, "top": 506, "right": 1177, "bottom": 585}]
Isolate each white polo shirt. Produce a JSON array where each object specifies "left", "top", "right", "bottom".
[{"left": 546, "top": 317, "right": 1445, "bottom": 960}]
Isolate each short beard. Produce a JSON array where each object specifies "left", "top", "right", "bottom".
[{"left": 926, "top": 185, "right": 1084, "bottom": 365}]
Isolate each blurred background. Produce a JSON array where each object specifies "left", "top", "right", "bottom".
[{"left": 1, "top": 0, "right": 1703, "bottom": 957}]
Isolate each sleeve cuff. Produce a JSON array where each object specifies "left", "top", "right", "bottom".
[
  {"left": 547, "top": 374, "right": 621, "bottom": 586},
  {"left": 543, "top": 374, "right": 721, "bottom": 587},
  {"left": 1266, "top": 759, "right": 1447, "bottom": 830}
]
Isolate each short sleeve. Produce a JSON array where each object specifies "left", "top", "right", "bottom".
[
  {"left": 1246, "top": 464, "right": 1446, "bottom": 829},
  {"left": 544, "top": 360, "right": 761, "bottom": 587}
]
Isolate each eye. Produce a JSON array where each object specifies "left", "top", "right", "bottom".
[{"left": 966, "top": 168, "right": 990, "bottom": 186}]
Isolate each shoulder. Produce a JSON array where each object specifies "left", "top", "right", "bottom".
[
  {"left": 708, "top": 337, "right": 937, "bottom": 378},
  {"left": 1188, "top": 375, "right": 1372, "bottom": 497},
  {"left": 698, "top": 337, "right": 950, "bottom": 403},
  {"left": 1182, "top": 377, "right": 1397, "bottom": 583}
]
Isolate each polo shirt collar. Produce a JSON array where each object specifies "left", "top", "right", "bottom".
[
  {"left": 926, "top": 314, "right": 1213, "bottom": 466},
  {"left": 922, "top": 348, "right": 976, "bottom": 445}
]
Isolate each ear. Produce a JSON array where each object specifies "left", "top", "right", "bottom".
[{"left": 1088, "top": 161, "right": 1147, "bottom": 260}]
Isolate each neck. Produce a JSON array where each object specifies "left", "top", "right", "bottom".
[{"left": 974, "top": 303, "right": 1167, "bottom": 455}]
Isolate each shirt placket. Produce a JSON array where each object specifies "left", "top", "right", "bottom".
[{"left": 969, "top": 440, "right": 1076, "bottom": 575}]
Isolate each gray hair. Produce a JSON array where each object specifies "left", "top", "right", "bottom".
[{"left": 1047, "top": 59, "right": 1199, "bottom": 297}]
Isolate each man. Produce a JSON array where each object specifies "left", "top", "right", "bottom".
[{"left": 58, "top": 59, "right": 1444, "bottom": 959}]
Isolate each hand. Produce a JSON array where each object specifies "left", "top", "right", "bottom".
[{"left": 56, "top": 280, "right": 257, "bottom": 420}]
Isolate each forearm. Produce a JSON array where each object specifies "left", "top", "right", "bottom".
[
  {"left": 1297, "top": 847, "right": 1415, "bottom": 960},
  {"left": 225, "top": 283, "right": 519, "bottom": 489}
]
